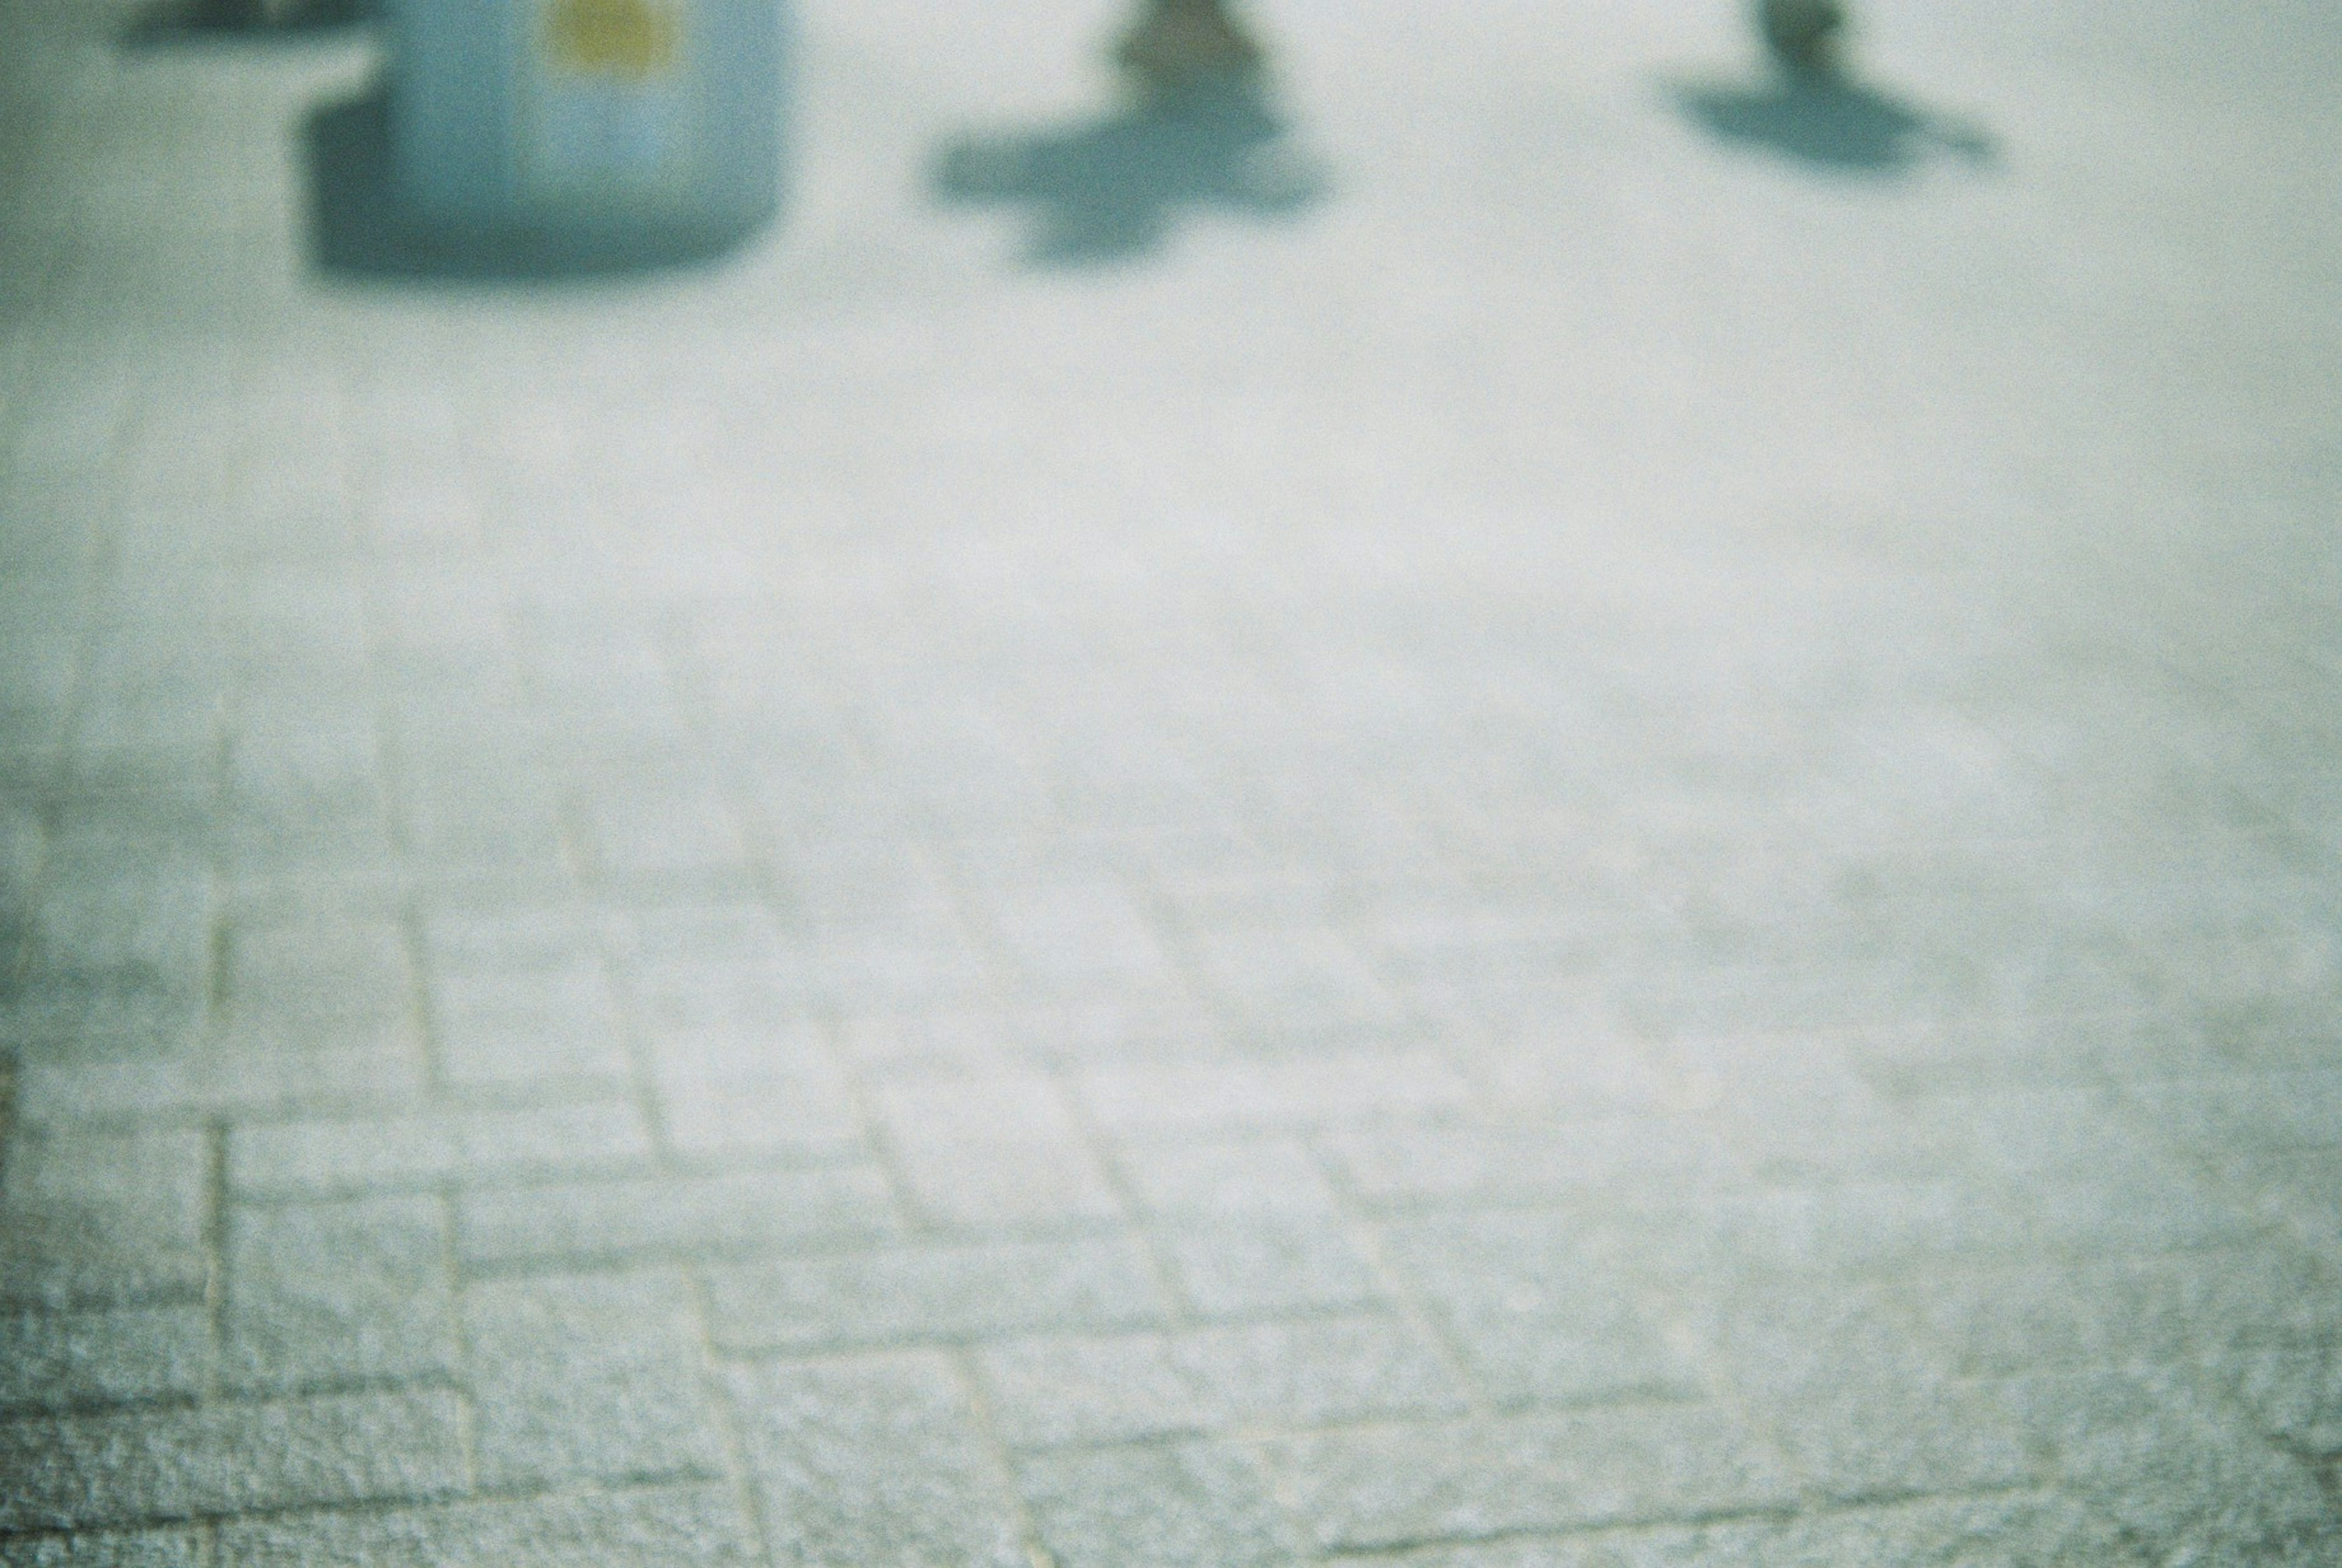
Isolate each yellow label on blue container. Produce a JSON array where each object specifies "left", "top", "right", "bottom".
[
  {"left": 520, "top": 0, "right": 696, "bottom": 199},
  {"left": 545, "top": 0, "right": 681, "bottom": 79}
]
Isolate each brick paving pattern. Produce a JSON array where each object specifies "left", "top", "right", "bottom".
[{"left": 3, "top": 1, "right": 2340, "bottom": 1564}]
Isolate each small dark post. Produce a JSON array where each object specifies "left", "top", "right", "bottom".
[
  {"left": 1756, "top": 0, "right": 1847, "bottom": 74},
  {"left": 1114, "top": 0, "right": 1266, "bottom": 94}
]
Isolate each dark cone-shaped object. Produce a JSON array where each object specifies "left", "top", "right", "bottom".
[
  {"left": 1758, "top": 0, "right": 1847, "bottom": 74},
  {"left": 1115, "top": 0, "right": 1266, "bottom": 97}
]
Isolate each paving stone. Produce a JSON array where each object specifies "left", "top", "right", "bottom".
[
  {"left": 871, "top": 1065, "right": 1086, "bottom": 1146},
  {"left": 1156, "top": 1214, "right": 1383, "bottom": 1317},
  {"left": 1350, "top": 898, "right": 1605, "bottom": 989},
  {"left": 980, "top": 879, "right": 1181, "bottom": 993},
  {"left": 2010, "top": 1364, "right": 2342, "bottom": 1564},
  {"left": 604, "top": 898, "right": 788, "bottom": 961},
  {"left": 428, "top": 956, "right": 631, "bottom": 1091},
  {"left": 1076, "top": 1053, "right": 1474, "bottom": 1137},
  {"left": 833, "top": 1007, "right": 1024, "bottom": 1077},
  {"left": 1382, "top": 1210, "right": 1703, "bottom": 1408},
  {"left": 1346, "top": 1492, "right": 2143, "bottom": 1565},
  {"left": 703, "top": 1235, "right": 1169, "bottom": 1352},
  {"left": 1181, "top": 1313, "right": 1468, "bottom": 1427},
  {"left": 0, "top": 1391, "right": 467, "bottom": 1530},
  {"left": 457, "top": 1164, "right": 900, "bottom": 1269},
  {"left": 1694, "top": 1278, "right": 1939, "bottom": 1400},
  {"left": 1019, "top": 1439, "right": 1297, "bottom": 1568},
  {"left": 618, "top": 964, "right": 820, "bottom": 1062},
  {"left": 1845, "top": 1015, "right": 2122, "bottom": 1100},
  {"left": 895, "top": 1137, "right": 1126, "bottom": 1230},
  {"left": 229, "top": 1100, "right": 653, "bottom": 1198},
  {"left": 1997, "top": 1169, "right": 2260, "bottom": 1256},
  {"left": 2249, "top": 1148, "right": 2342, "bottom": 1256},
  {"left": 1181, "top": 923, "right": 1409, "bottom": 1043},
  {"left": 0, "top": 1307, "right": 210, "bottom": 1413},
  {"left": 0, "top": 1129, "right": 209, "bottom": 1307},
  {"left": 1328, "top": 1119, "right": 1742, "bottom": 1209},
  {"left": 788, "top": 915, "right": 997, "bottom": 1011},
  {"left": 1110, "top": 1135, "right": 1342, "bottom": 1216},
  {"left": 647, "top": 1027, "right": 865, "bottom": 1161},
  {"left": 224, "top": 723, "right": 385, "bottom": 856},
  {"left": 1921, "top": 1087, "right": 2183, "bottom": 1178},
  {"left": 978, "top": 1312, "right": 1463, "bottom": 1448},
  {"left": 464, "top": 1270, "right": 725, "bottom": 1487},
  {"left": 2210, "top": 1341, "right": 2342, "bottom": 1457},
  {"left": 576, "top": 780, "right": 753, "bottom": 886},
  {"left": 1733, "top": 1495, "right": 2145, "bottom": 1565},
  {"left": 1706, "top": 1071, "right": 1969, "bottom": 1187},
  {"left": 12, "top": 859, "right": 214, "bottom": 1053},
  {"left": 224, "top": 917, "right": 411, "bottom": 1031},
  {"left": 1758, "top": 1381, "right": 2038, "bottom": 1503},
  {"left": 1686, "top": 1292, "right": 2033, "bottom": 1497},
  {"left": 1900, "top": 1247, "right": 2342, "bottom": 1375},
  {"left": 1271, "top": 1405, "right": 1798, "bottom": 1552},
  {"left": 725, "top": 1351, "right": 1026, "bottom": 1568},
  {"left": 0, "top": 1529, "right": 208, "bottom": 1567},
  {"left": 420, "top": 907, "right": 593, "bottom": 970},
  {"left": 216, "top": 1484, "right": 757, "bottom": 1568},
  {"left": 1696, "top": 1283, "right": 2038, "bottom": 1498},
  {"left": 1465, "top": 1029, "right": 1686, "bottom": 1118},
  {"left": 18, "top": 1044, "right": 424, "bottom": 1128},
  {"left": 1145, "top": 859, "right": 1338, "bottom": 931},
  {"left": 976, "top": 1330, "right": 1216, "bottom": 1448},
  {"left": 1693, "top": 1181, "right": 2032, "bottom": 1276},
  {"left": 2127, "top": 1070, "right": 2342, "bottom": 1158},
  {"left": 222, "top": 1194, "right": 454, "bottom": 1394},
  {"left": 393, "top": 761, "right": 570, "bottom": 879}
]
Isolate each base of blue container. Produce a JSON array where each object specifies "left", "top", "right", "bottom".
[{"left": 304, "top": 90, "right": 772, "bottom": 281}]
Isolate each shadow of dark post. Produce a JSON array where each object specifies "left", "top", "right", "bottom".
[
  {"left": 124, "top": 0, "right": 373, "bottom": 47},
  {"left": 1670, "top": 6, "right": 1996, "bottom": 177},
  {"left": 930, "top": 71, "right": 1326, "bottom": 268}
]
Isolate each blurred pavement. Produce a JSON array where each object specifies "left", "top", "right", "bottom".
[{"left": 2, "top": 1, "right": 2340, "bottom": 1563}]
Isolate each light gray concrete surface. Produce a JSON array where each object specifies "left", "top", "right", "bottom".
[{"left": 3, "top": 0, "right": 2340, "bottom": 1562}]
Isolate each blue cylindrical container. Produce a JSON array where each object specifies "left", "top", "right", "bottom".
[{"left": 388, "top": 0, "right": 784, "bottom": 248}]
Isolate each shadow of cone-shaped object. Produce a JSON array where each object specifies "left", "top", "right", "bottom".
[
  {"left": 1671, "top": 1, "right": 1994, "bottom": 177},
  {"left": 126, "top": 0, "right": 370, "bottom": 44},
  {"left": 932, "top": 71, "right": 1322, "bottom": 267}
]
